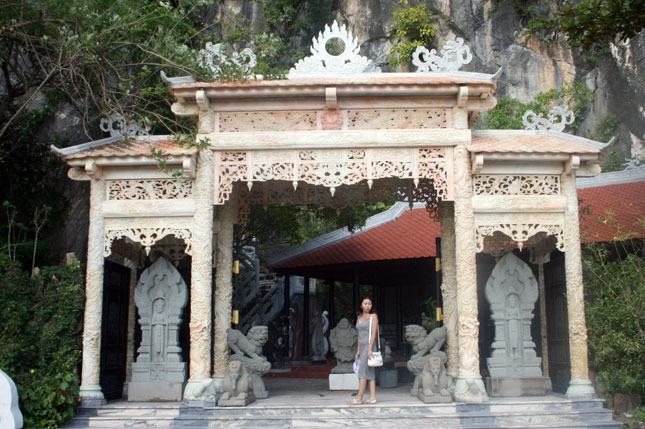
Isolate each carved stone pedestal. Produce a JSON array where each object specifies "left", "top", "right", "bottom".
[
  {"left": 486, "top": 377, "right": 546, "bottom": 397},
  {"left": 129, "top": 381, "right": 186, "bottom": 402}
]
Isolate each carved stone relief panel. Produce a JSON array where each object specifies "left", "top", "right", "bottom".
[
  {"left": 105, "top": 228, "right": 192, "bottom": 257},
  {"left": 219, "top": 112, "right": 318, "bottom": 132},
  {"left": 107, "top": 179, "right": 193, "bottom": 200},
  {"left": 346, "top": 109, "right": 451, "bottom": 130},
  {"left": 476, "top": 224, "right": 564, "bottom": 253},
  {"left": 473, "top": 175, "right": 560, "bottom": 196}
]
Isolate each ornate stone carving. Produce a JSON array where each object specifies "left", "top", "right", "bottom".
[
  {"left": 485, "top": 253, "right": 542, "bottom": 378},
  {"left": 107, "top": 179, "right": 193, "bottom": 200},
  {"left": 329, "top": 318, "right": 358, "bottom": 373},
  {"left": 405, "top": 325, "right": 447, "bottom": 395},
  {"left": 473, "top": 175, "right": 560, "bottom": 196},
  {"left": 522, "top": 105, "right": 574, "bottom": 132},
  {"left": 413, "top": 38, "right": 472, "bottom": 72},
  {"left": 131, "top": 257, "right": 188, "bottom": 382},
  {"left": 199, "top": 42, "right": 257, "bottom": 79},
  {"left": 439, "top": 202, "right": 459, "bottom": 377},
  {"left": 218, "top": 361, "right": 254, "bottom": 406},
  {"left": 417, "top": 355, "right": 451, "bottom": 403},
  {"left": 475, "top": 224, "right": 564, "bottom": 253},
  {"left": 214, "top": 148, "right": 451, "bottom": 205},
  {"left": 288, "top": 21, "right": 381, "bottom": 76},
  {"left": 100, "top": 114, "right": 149, "bottom": 139},
  {"left": 219, "top": 111, "right": 318, "bottom": 132},
  {"left": 104, "top": 228, "right": 192, "bottom": 257},
  {"left": 346, "top": 109, "right": 450, "bottom": 130},
  {"left": 227, "top": 326, "right": 272, "bottom": 399}
]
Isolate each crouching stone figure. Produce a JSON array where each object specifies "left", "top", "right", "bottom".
[
  {"left": 218, "top": 361, "right": 254, "bottom": 406},
  {"left": 417, "top": 355, "right": 451, "bottom": 403}
]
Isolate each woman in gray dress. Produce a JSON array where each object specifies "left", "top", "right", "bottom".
[{"left": 348, "top": 297, "right": 379, "bottom": 405}]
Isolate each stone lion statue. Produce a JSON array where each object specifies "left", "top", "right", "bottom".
[
  {"left": 405, "top": 325, "right": 447, "bottom": 395},
  {"left": 218, "top": 361, "right": 253, "bottom": 406},
  {"left": 417, "top": 355, "right": 450, "bottom": 403},
  {"left": 227, "top": 326, "right": 271, "bottom": 399}
]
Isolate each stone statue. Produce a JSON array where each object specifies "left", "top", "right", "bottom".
[
  {"left": 0, "top": 369, "right": 23, "bottom": 428},
  {"left": 485, "top": 252, "right": 544, "bottom": 396},
  {"left": 228, "top": 326, "right": 272, "bottom": 398},
  {"left": 417, "top": 355, "right": 451, "bottom": 403},
  {"left": 130, "top": 257, "right": 188, "bottom": 401},
  {"left": 218, "top": 361, "right": 254, "bottom": 406},
  {"left": 405, "top": 325, "right": 447, "bottom": 395},
  {"left": 311, "top": 308, "right": 329, "bottom": 361},
  {"left": 329, "top": 318, "right": 358, "bottom": 373}
]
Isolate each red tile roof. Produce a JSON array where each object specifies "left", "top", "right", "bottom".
[
  {"left": 276, "top": 207, "right": 440, "bottom": 269},
  {"left": 578, "top": 181, "right": 645, "bottom": 242}
]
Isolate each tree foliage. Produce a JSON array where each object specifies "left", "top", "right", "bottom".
[{"left": 388, "top": 1, "right": 438, "bottom": 68}]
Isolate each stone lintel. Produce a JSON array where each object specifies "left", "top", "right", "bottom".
[
  {"left": 472, "top": 195, "right": 567, "bottom": 213},
  {"left": 102, "top": 200, "right": 196, "bottom": 218}
]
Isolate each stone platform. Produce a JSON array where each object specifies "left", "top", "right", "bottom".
[{"left": 66, "top": 378, "right": 622, "bottom": 428}]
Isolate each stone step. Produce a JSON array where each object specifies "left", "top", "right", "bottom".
[{"left": 66, "top": 404, "right": 621, "bottom": 428}]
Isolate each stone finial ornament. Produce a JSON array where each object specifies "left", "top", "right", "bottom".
[
  {"left": 100, "top": 113, "right": 149, "bottom": 139},
  {"left": 522, "top": 105, "right": 574, "bottom": 132},
  {"left": 405, "top": 325, "right": 447, "bottom": 395},
  {"left": 218, "top": 361, "right": 254, "bottom": 406},
  {"left": 329, "top": 318, "right": 358, "bottom": 373},
  {"left": 199, "top": 42, "right": 257, "bottom": 79},
  {"left": 227, "top": 326, "right": 272, "bottom": 398},
  {"left": 417, "top": 355, "right": 451, "bottom": 403},
  {"left": 412, "top": 38, "right": 473, "bottom": 72},
  {"left": 288, "top": 21, "right": 381, "bottom": 77}
]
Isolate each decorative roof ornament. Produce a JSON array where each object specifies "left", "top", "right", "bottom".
[
  {"left": 199, "top": 42, "right": 257, "bottom": 79},
  {"left": 288, "top": 21, "right": 381, "bottom": 77},
  {"left": 412, "top": 38, "right": 473, "bottom": 72},
  {"left": 622, "top": 158, "right": 642, "bottom": 170},
  {"left": 522, "top": 105, "right": 574, "bottom": 132},
  {"left": 100, "top": 114, "right": 149, "bottom": 140}
]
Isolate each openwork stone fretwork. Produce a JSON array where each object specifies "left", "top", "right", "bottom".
[
  {"left": 413, "top": 38, "right": 473, "bottom": 72},
  {"left": 476, "top": 224, "right": 564, "bottom": 252},
  {"left": 347, "top": 109, "right": 451, "bottom": 130},
  {"left": 522, "top": 105, "right": 574, "bottom": 132},
  {"left": 100, "top": 114, "right": 149, "bottom": 139},
  {"left": 214, "top": 148, "right": 451, "bottom": 205},
  {"left": 288, "top": 21, "right": 381, "bottom": 76},
  {"left": 105, "top": 228, "right": 192, "bottom": 257},
  {"left": 107, "top": 179, "right": 193, "bottom": 200},
  {"left": 199, "top": 42, "right": 257, "bottom": 79},
  {"left": 473, "top": 175, "right": 560, "bottom": 196}
]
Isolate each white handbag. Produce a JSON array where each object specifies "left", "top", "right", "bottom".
[{"left": 367, "top": 314, "right": 383, "bottom": 367}]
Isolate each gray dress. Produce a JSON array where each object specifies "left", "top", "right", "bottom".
[{"left": 356, "top": 315, "right": 376, "bottom": 380}]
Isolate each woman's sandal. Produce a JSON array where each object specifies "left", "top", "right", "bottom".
[
  {"left": 347, "top": 398, "right": 363, "bottom": 405},
  {"left": 364, "top": 398, "right": 377, "bottom": 404}
]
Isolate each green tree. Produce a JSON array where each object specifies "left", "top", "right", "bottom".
[{"left": 389, "top": 1, "right": 438, "bottom": 68}]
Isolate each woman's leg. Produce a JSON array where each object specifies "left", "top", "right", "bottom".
[
  {"left": 368, "top": 379, "right": 376, "bottom": 401},
  {"left": 356, "top": 378, "right": 367, "bottom": 401}
]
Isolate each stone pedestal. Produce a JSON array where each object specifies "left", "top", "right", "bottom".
[
  {"left": 329, "top": 373, "right": 359, "bottom": 390},
  {"left": 128, "top": 381, "right": 186, "bottom": 401},
  {"left": 378, "top": 369, "right": 398, "bottom": 388},
  {"left": 218, "top": 393, "right": 255, "bottom": 407},
  {"left": 486, "top": 377, "right": 546, "bottom": 397}
]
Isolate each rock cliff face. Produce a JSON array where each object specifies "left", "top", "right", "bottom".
[{"left": 51, "top": 0, "right": 644, "bottom": 264}]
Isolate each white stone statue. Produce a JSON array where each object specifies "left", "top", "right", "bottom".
[
  {"left": 329, "top": 318, "right": 358, "bottom": 373},
  {"left": 227, "top": 326, "right": 272, "bottom": 399},
  {"left": 417, "top": 355, "right": 451, "bottom": 403},
  {"left": 485, "top": 253, "right": 542, "bottom": 379},
  {"left": 129, "top": 257, "right": 188, "bottom": 401},
  {"left": 311, "top": 309, "right": 329, "bottom": 361},
  {"left": 0, "top": 369, "right": 23, "bottom": 428},
  {"left": 405, "top": 325, "right": 447, "bottom": 395}
]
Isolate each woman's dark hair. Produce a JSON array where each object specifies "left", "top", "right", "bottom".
[{"left": 358, "top": 296, "right": 374, "bottom": 314}]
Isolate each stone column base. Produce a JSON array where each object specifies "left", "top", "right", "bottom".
[
  {"left": 486, "top": 377, "right": 547, "bottom": 397},
  {"left": 128, "top": 381, "right": 185, "bottom": 401},
  {"left": 79, "top": 385, "right": 106, "bottom": 408},
  {"left": 566, "top": 378, "right": 596, "bottom": 399},
  {"left": 183, "top": 378, "right": 218, "bottom": 406},
  {"left": 329, "top": 373, "right": 359, "bottom": 390},
  {"left": 454, "top": 375, "right": 488, "bottom": 403}
]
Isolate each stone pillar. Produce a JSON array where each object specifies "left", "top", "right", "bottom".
[
  {"left": 452, "top": 145, "right": 488, "bottom": 403},
  {"left": 79, "top": 177, "right": 107, "bottom": 407},
  {"left": 562, "top": 172, "right": 596, "bottom": 399},
  {"left": 213, "top": 202, "right": 234, "bottom": 376},
  {"left": 536, "top": 254, "right": 552, "bottom": 391},
  {"left": 122, "top": 258, "right": 138, "bottom": 398},
  {"left": 439, "top": 201, "right": 459, "bottom": 378},
  {"left": 184, "top": 151, "right": 215, "bottom": 399}
]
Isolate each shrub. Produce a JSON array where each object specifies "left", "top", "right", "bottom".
[{"left": 0, "top": 255, "right": 85, "bottom": 428}]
